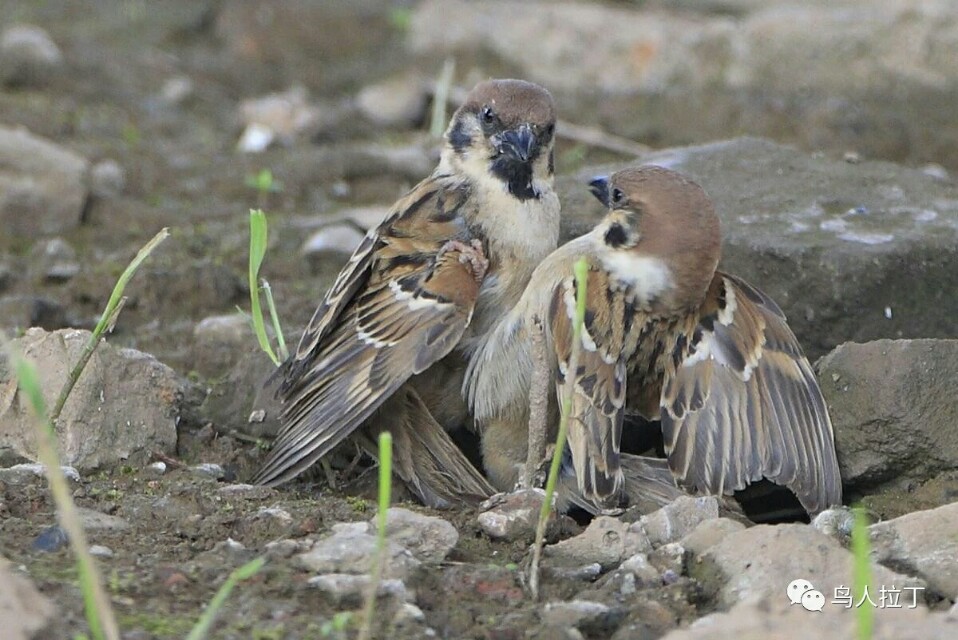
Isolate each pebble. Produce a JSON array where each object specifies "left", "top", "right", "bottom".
[
  {"left": 32, "top": 525, "right": 69, "bottom": 552},
  {"left": 308, "top": 573, "right": 409, "bottom": 608},
  {"left": 90, "top": 159, "right": 126, "bottom": 198},
  {"left": 89, "top": 545, "right": 114, "bottom": 558},
  {"left": 190, "top": 463, "right": 225, "bottom": 479},
  {"left": 477, "top": 489, "right": 545, "bottom": 542},
  {"left": 0, "top": 24, "right": 62, "bottom": 87}
]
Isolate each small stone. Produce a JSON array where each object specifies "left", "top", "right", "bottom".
[
  {"left": 679, "top": 517, "right": 747, "bottom": 557},
  {"left": 308, "top": 573, "right": 408, "bottom": 608},
  {"left": 541, "top": 600, "right": 610, "bottom": 629},
  {"left": 0, "top": 24, "right": 62, "bottom": 87},
  {"left": 30, "top": 237, "right": 79, "bottom": 283},
  {"left": 543, "top": 563, "right": 602, "bottom": 582},
  {"left": 90, "top": 159, "right": 125, "bottom": 198},
  {"left": 159, "top": 75, "right": 194, "bottom": 106},
  {"left": 355, "top": 74, "right": 428, "bottom": 129},
  {"left": 248, "top": 409, "right": 266, "bottom": 423},
  {"left": 648, "top": 542, "right": 685, "bottom": 577},
  {"left": 0, "top": 463, "right": 80, "bottom": 483},
  {"left": 147, "top": 461, "right": 168, "bottom": 475},
  {"left": 238, "top": 86, "right": 322, "bottom": 152},
  {"left": 477, "top": 489, "right": 545, "bottom": 542},
  {"left": 77, "top": 508, "right": 130, "bottom": 531},
  {"left": 192, "top": 313, "right": 254, "bottom": 378},
  {"left": 547, "top": 516, "right": 650, "bottom": 569},
  {"left": 89, "top": 545, "right": 114, "bottom": 558},
  {"left": 296, "top": 522, "right": 420, "bottom": 579},
  {"left": 256, "top": 506, "right": 293, "bottom": 524},
  {"left": 264, "top": 538, "right": 310, "bottom": 559},
  {"left": 620, "top": 553, "right": 661, "bottom": 587},
  {"left": 190, "top": 463, "right": 225, "bottom": 479},
  {"left": 302, "top": 224, "right": 366, "bottom": 265},
  {"left": 639, "top": 496, "right": 720, "bottom": 547},
  {"left": 374, "top": 508, "right": 458, "bottom": 563},
  {"left": 32, "top": 525, "right": 68, "bottom": 552}
]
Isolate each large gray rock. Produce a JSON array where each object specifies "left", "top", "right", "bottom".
[
  {"left": 0, "top": 555, "right": 60, "bottom": 639},
  {"left": 694, "top": 523, "right": 922, "bottom": 608},
  {"left": 409, "top": 1, "right": 958, "bottom": 169},
  {"left": 0, "top": 328, "right": 181, "bottom": 472},
  {"left": 0, "top": 126, "right": 88, "bottom": 237},
  {"left": 372, "top": 508, "right": 458, "bottom": 564},
  {"left": 560, "top": 138, "right": 958, "bottom": 359},
  {"left": 870, "top": 502, "right": 958, "bottom": 599},
  {"left": 818, "top": 340, "right": 958, "bottom": 490}
]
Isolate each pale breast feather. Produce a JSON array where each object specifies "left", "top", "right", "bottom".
[{"left": 600, "top": 253, "right": 673, "bottom": 306}]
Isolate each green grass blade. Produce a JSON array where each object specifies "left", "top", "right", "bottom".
[
  {"left": 261, "top": 279, "right": 288, "bottom": 361},
  {"left": 529, "top": 257, "right": 589, "bottom": 599},
  {"left": 249, "top": 209, "right": 279, "bottom": 366},
  {"left": 852, "top": 506, "right": 874, "bottom": 640},
  {"left": 430, "top": 58, "right": 455, "bottom": 138},
  {"left": 51, "top": 228, "right": 168, "bottom": 424},
  {"left": 186, "top": 556, "right": 265, "bottom": 640},
  {"left": 357, "top": 432, "right": 393, "bottom": 640}
]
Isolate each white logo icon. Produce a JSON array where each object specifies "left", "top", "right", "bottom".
[
  {"left": 787, "top": 578, "right": 815, "bottom": 605},
  {"left": 801, "top": 589, "right": 826, "bottom": 612}
]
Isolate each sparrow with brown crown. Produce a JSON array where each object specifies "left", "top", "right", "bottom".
[
  {"left": 252, "top": 79, "right": 561, "bottom": 508},
  {"left": 466, "top": 166, "right": 842, "bottom": 516}
]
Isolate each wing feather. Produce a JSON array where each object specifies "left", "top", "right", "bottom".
[{"left": 660, "top": 273, "right": 842, "bottom": 515}]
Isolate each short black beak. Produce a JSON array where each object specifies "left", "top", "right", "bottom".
[
  {"left": 498, "top": 124, "right": 538, "bottom": 164},
  {"left": 588, "top": 176, "right": 610, "bottom": 208}
]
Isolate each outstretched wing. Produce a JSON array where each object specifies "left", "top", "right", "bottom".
[
  {"left": 252, "top": 176, "right": 483, "bottom": 485},
  {"left": 659, "top": 273, "right": 842, "bottom": 516},
  {"left": 550, "top": 268, "right": 628, "bottom": 509}
]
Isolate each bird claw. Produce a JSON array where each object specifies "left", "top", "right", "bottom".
[{"left": 439, "top": 238, "right": 489, "bottom": 282}]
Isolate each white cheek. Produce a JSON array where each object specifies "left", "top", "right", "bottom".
[{"left": 601, "top": 253, "right": 673, "bottom": 306}]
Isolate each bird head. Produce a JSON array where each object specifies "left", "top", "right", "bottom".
[
  {"left": 587, "top": 166, "right": 722, "bottom": 309},
  {"left": 443, "top": 79, "right": 556, "bottom": 201}
]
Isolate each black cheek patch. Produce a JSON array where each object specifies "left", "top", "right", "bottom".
[
  {"left": 604, "top": 223, "right": 629, "bottom": 248},
  {"left": 448, "top": 117, "right": 472, "bottom": 154}
]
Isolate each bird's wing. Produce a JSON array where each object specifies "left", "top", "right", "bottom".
[
  {"left": 659, "top": 273, "right": 842, "bottom": 515},
  {"left": 549, "top": 269, "right": 627, "bottom": 508},
  {"left": 253, "top": 176, "right": 483, "bottom": 485}
]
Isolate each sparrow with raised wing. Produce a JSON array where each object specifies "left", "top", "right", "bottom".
[
  {"left": 252, "top": 79, "right": 561, "bottom": 507},
  {"left": 466, "top": 166, "right": 842, "bottom": 516}
]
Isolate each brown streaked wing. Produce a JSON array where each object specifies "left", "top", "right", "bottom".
[
  {"left": 659, "top": 273, "right": 842, "bottom": 516},
  {"left": 252, "top": 176, "right": 480, "bottom": 485},
  {"left": 550, "top": 269, "right": 627, "bottom": 509}
]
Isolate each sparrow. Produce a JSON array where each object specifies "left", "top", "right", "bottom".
[
  {"left": 251, "top": 79, "right": 561, "bottom": 507},
  {"left": 466, "top": 166, "right": 842, "bottom": 516}
]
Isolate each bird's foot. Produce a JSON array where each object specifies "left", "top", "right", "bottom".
[{"left": 439, "top": 239, "right": 489, "bottom": 282}]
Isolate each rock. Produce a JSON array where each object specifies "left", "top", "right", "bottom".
[
  {"left": 88, "top": 545, "right": 113, "bottom": 558},
  {"left": 410, "top": 1, "right": 958, "bottom": 170},
  {"left": 0, "top": 24, "right": 62, "bottom": 87},
  {"left": 563, "top": 138, "right": 958, "bottom": 359},
  {"left": 90, "top": 159, "right": 126, "bottom": 198},
  {"left": 301, "top": 223, "right": 366, "bottom": 267},
  {"left": 0, "top": 126, "right": 89, "bottom": 237},
  {"left": 649, "top": 543, "right": 685, "bottom": 578},
  {"left": 639, "top": 496, "right": 720, "bottom": 547},
  {"left": 28, "top": 238, "right": 79, "bottom": 283},
  {"left": 0, "top": 328, "right": 181, "bottom": 472},
  {"left": 662, "top": 596, "right": 957, "bottom": 640},
  {"left": 817, "top": 339, "right": 958, "bottom": 491},
  {"left": 295, "top": 522, "right": 420, "bottom": 579},
  {"left": 191, "top": 313, "right": 254, "bottom": 379},
  {"left": 355, "top": 74, "right": 428, "bottom": 129},
  {"left": 159, "top": 76, "right": 194, "bottom": 107},
  {"left": 477, "top": 489, "right": 545, "bottom": 542},
  {"left": 546, "top": 516, "right": 651, "bottom": 570},
  {"left": 308, "top": 573, "right": 409, "bottom": 608},
  {"left": 214, "top": 1, "right": 397, "bottom": 94},
  {"left": 694, "top": 523, "right": 924, "bottom": 608},
  {"left": 680, "top": 518, "right": 747, "bottom": 557},
  {"left": 0, "top": 554, "right": 60, "bottom": 638},
  {"left": 190, "top": 463, "right": 226, "bottom": 480},
  {"left": 0, "top": 295, "right": 68, "bottom": 332},
  {"left": 374, "top": 508, "right": 458, "bottom": 563},
  {"left": 77, "top": 508, "right": 130, "bottom": 532},
  {"left": 201, "top": 347, "right": 279, "bottom": 440},
  {"left": 237, "top": 86, "right": 323, "bottom": 152},
  {"left": 0, "top": 463, "right": 80, "bottom": 484},
  {"left": 541, "top": 600, "right": 611, "bottom": 629},
  {"left": 32, "top": 526, "right": 68, "bottom": 552},
  {"left": 869, "top": 502, "right": 958, "bottom": 599},
  {"left": 620, "top": 553, "right": 661, "bottom": 588}
]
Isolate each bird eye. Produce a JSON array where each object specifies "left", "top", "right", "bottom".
[
  {"left": 544, "top": 123, "right": 555, "bottom": 138},
  {"left": 480, "top": 105, "right": 496, "bottom": 130},
  {"left": 611, "top": 188, "right": 626, "bottom": 206}
]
